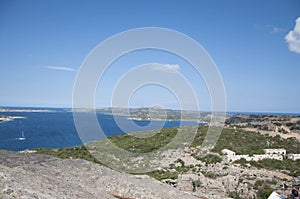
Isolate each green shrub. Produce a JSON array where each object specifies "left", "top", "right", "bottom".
[
  {"left": 147, "top": 170, "right": 178, "bottom": 181},
  {"left": 35, "top": 146, "right": 102, "bottom": 164},
  {"left": 176, "top": 158, "right": 185, "bottom": 167},
  {"left": 228, "top": 192, "right": 242, "bottom": 199},
  {"left": 202, "top": 171, "right": 218, "bottom": 179},
  {"left": 198, "top": 154, "right": 222, "bottom": 165},
  {"left": 108, "top": 127, "right": 177, "bottom": 153},
  {"left": 254, "top": 180, "right": 274, "bottom": 199}
]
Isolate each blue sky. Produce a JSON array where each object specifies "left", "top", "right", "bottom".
[{"left": 0, "top": 0, "right": 300, "bottom": 113}]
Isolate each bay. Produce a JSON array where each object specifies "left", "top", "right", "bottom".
[{"left": 0, "top": 108, "right": 200, "bottom": 151}]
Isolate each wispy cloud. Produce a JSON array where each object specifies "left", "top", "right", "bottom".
[
  {"left": 285, "top": 17, "right": 300, "bottom": 54},
  {"left": 46, "top": 66, "right": 76, "bottom": 72},
  {"left": 150, "top": 64, "right": 180, "bottom": 73},
  {"left": 254, "top": 24, "right": 286, "bottom": 34},
  {"left": 271, "top": 27, "right": 286, "bottom": 33}
]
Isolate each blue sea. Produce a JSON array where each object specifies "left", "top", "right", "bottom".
[{"left": 0, "top": 107, "right": 200, "bottom": 151}]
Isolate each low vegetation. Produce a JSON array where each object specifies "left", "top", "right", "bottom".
[
  {"left": 36, "top": 126, "right": 299, "bottom": 174},
  {"left": 35, "top": 146, "right": 102, "bottom": 164},
  {"left": 211, "top": 128, "right": 299, "bottom": 155},
  {"left": 197, "top": 154, "right": 222, "bottom": 165},
  {"left": 146, "top": 169, "right": 178, "bottom": 181},
  {"left": 107, "top": 127, "right": 177, "bottom": 153},
  {"left": 253, "top": 180, "right": 275, "bottom": 199},
  {"left": 250, "top": 159, "right": 300, "bottom": 177},
  {"left": 228, "top": 192, "right": 243, "bottom": 199},
  {"left": 35, "top": 126, "right": 299, "bottom": 199}
]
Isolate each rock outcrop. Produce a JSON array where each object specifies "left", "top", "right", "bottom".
[{"left": 0, "top": 150, "right": 199, "bottom": 199}]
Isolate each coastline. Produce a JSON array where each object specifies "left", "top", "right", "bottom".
[
  {"left": 126, "top": 116, "right": 208, "bottom": 124},
  {"left": 0, "top": 108, "right": 54, "bottom": 113},
  {"left": 0, "top": 116, "right": 26, "bottom": 123}
]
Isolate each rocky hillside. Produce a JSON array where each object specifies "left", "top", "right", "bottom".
[
  {"left": 0, "top": 150, "right": 204, "bottom": 199},
  {"left": 1, "top": 125, "right": 299, "bottom": 199},
  {"left": 30, "top": 126, "right": 299, "bottom": 199}
]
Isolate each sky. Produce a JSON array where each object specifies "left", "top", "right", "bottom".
[{"left": 0, "top": 0, "right": 300, "bottom": 113}]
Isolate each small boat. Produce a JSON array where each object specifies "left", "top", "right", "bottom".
[{"left": 17, "top": 131, "right": 26, "bottom": 141}]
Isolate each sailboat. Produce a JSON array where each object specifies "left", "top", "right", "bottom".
[{"left": 17, "top": 131, "right": 26, "bottom": 141}]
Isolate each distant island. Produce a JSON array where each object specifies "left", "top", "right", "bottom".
[
  {"left": 0, "top": 108, "right": 54, "bottom": 113},
  {"left": 96, "top": 107, "right": 228, "bottom": 124},
  {"left": 0, "top": 115, "right": 25, "bottom": 122},
  {"left": 0, "top": 108, "right": 54, "bottom": 122},
  {"left": 0, "top": 108, "right": 53, "bottom": 122}
]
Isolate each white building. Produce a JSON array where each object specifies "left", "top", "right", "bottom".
[
  {"left": 221, "top": 149, "right": 236, "bottom": 156},
  {"left": 287, "top": 154, "right": 300, "bottom": 161},
  {"left": 263, "top": 149, "right": 286, "bottom": 155},
  {"left": 222, "top": 149, "right": 285, "bottom": 163},
  {"left": 250, "top": 154, "right": 283, "bottom": 161}
]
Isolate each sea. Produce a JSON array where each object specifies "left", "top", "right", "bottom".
[{"left": 0, "top": 107, "right": 201, "bottom": 151}]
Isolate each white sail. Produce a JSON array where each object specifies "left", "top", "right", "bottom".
[{"left": 17, "top": 131, "right": 26, "bottom": 140}]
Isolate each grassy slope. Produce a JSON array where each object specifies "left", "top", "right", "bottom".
[{"left": 35, "top": 126, "right": 300, "bottom": 176}]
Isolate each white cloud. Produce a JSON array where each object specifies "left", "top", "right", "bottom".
[
  {"left": 150, "top": 64, "right": 180, "bottom": 73},
  {"left": 285, "top": 17, "right": 300, "bottom": 54},
  {"left": 46, "top": 66, "right": 76, "bottom": 72}
]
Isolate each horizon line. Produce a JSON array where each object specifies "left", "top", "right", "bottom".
[{"left": 0, "top": 105, "right": 299, "bottom": 115}]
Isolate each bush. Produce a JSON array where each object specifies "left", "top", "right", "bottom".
[
  {"left": 108, "top": 127, "right": 178, "bottom": 153},
  {"left": 35, "top": 146, "right": 103, "bottom": 164},
  {"left": 202, "top": 171, "right": 218, "bottom": 179},
  {"left": 256, "top": 184, "right": 273, "bottom": 199},
  {"left": 250, "top": 159, "right": 300, "bottom": 177},
  {"left": 254, "top": 180, "right": 274, "bottom": 199},
  {"left": 234, "top": 158, "right": 248, "bottom": 166},
  {"left": 198, "top": 154, "right": 222, "bottom": 165},
  {"left": 147, "top": 170, "right": 178, "bottom": 181},
  {"left": 228, "top": 192, "right": 242, "bottom": 199},
  {"left": 176, "top": 158, "right": 185, "bottom": 167}
]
